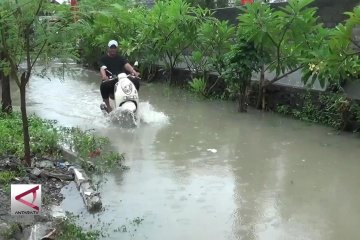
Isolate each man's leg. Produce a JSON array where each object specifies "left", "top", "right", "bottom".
[
  {"left": 103, "top": 99, "right": 111, "bottom": 113},
  {"left": 100, "top": 80, "right": 117, "bottom": 113}
]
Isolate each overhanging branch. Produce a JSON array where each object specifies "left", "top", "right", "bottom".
[
  {"left": 267, "top": 65, "right": 303, "bottom": 85},
  {"left": 27, "top": 0, "right": 43, "bottom": 29},
  {"left": 31, "top": 40, "right": 48, "bottom": 70}
]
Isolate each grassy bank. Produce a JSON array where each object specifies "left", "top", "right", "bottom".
[
  {"left": 0, "top": 112, "right": 124, "bottom": 175},
  {"left": 0, "top": 218, "right": 101, "bottom": 240},
  {"left": 0, "top": 112, "right": 124, "bottom": 239}
]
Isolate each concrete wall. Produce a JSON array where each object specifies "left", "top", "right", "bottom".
[{"left": 311, "top": 0, "right": 360, "bottom": 27}]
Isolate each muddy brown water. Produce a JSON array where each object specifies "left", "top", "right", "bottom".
[{"left": 10, "top": 67, "right": 360, "bottom": 240}]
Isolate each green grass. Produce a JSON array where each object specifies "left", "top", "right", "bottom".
[
  {"left": 56, "top": 217, "right": 100, "bottom": 240},
  {"left": 0, "top": 112, "right": 59, "bottom": 158},
  {"left": 0, "top": 171, "right": 17, "bottom": 185},
  {"left": 0, "top": 171, "right": 18, "bottom": 195},
  {"left": 0, "top": 169, "right": 27, "bottom": 195},
  {"left": 0, "top": 223, "right": 21, "bottom": 240}
]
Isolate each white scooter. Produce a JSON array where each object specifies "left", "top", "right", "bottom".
[{"left": 100, "top": 69, "right": 139, "bottom": 128}]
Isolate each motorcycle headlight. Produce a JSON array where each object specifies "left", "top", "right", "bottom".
[{"left": 121, "top": 82, "right": 133, "bottom": 95}]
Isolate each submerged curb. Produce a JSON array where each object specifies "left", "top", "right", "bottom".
[{"left": 60, "top": 147, "right": 102, "bottom": 212}]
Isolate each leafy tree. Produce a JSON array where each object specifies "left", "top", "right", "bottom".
[
  {"left": 237, "top": 0, "right": 326, "bottom": 109},
  {"left": 186, "top": 19, "right": 235, "bottom": 96},
  {"left": 77, "top": 0, "right": 210, "bottom": 83},
  {"left": 76, "top": 0, "right": 135, "bottom": 68},
  {"left": 90, "top": 4, "right": 148, "bottom": 63},
  {"left": 142, "top": 0, "right": 209, "bottom": 83},
  {"left": 119, "top": 6, "right": 159, "bottom": 80},
  {"left": 302, "top": 6, "right": 360, "bottom": 88},
  {"left": 0, "top": 0, "right": 80, "bottom": 166},
  {"left": 222, "top": 39, "right": 262, "bottom": 112}
]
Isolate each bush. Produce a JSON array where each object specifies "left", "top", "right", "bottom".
[
  {"left": 188, "top": 77, "right": 207, "bottom": 96},
  {"left": 276, "top": 91, "right": 360, "bottom": 131},
  {"left": 0, "top": 112, "right": 59, "bottom": 158},
  {"left": 222, "top": 39, "right": 262, "bottom": 112},
  {"left": 55, "top": 215, "right": 100, "bottom": 240}
]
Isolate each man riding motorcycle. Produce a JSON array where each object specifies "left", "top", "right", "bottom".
[{"left": 99, "top": 40, "right": 140, "bottom": 113}]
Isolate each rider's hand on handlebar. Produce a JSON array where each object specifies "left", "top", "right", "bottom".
[{"left": 131, "top": 71, "right": 140, "bottom": 78}]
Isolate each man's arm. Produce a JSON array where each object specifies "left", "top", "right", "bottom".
[
  {"left": 99, "top": 56, "right": 109, "bottom": 81},
  {"left": 100, "top": 66, "right": 108, "bottom": 81},
  {"left": 124, "top": 63, "right": 140, "bottom": 77}
]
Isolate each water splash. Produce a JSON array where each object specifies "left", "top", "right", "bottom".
[
  {"left": 105, "top": 101, "right": 169, "bottom": 127},
  {"left": 107, "top": 108, "right": 138, "bottom": 128},
  {"left": 137, "top": 101, "right": 169, "bottom": 125}
]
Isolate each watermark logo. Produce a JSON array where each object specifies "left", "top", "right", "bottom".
[{"left": 11, "top": 184, "right": 41, "bottom": 215}]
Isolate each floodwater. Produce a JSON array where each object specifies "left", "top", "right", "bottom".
[{"left": 11, "top": 66, "right": 360, "bottom": 240}]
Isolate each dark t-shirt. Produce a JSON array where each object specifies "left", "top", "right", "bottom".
[{"left": 100, "top": 54, "right": 128, "bottom": 77}]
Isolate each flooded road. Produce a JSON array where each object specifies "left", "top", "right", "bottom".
[{"left": 13, "top": 67, "right": 360, "bottom": 239}]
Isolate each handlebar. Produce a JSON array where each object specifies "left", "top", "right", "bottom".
[
  {"left": 103, "top": 74, "right": 141, "bottom": 82},
  {"left": 103, "top": 69, "right": 141, "bottom": 82}
]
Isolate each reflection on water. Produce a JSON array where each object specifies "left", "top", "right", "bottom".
[{"left": 13, "top": 66, "right": 360, "bottom": 240}]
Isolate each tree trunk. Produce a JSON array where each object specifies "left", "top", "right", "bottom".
[
  {"left": 19, "top": 77, "right": 31, "bottom": 166},
  {"left": 256, "top": 65, "right": 265, "bottom": 109},
  {"left": 1, "top": 71, "right": 12, "bottom": 113},
  {"left": 238, "top": 86, "right": 248, "bottom": 113},
  {"left": 169, "top": 67, "right": 173, "bottom": 84},
  {"left": 0, "top": 52, "right": 12, "bottom": 113},
  {"left": 262, "top": 86, "right": 266, "bottom": 110}
]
